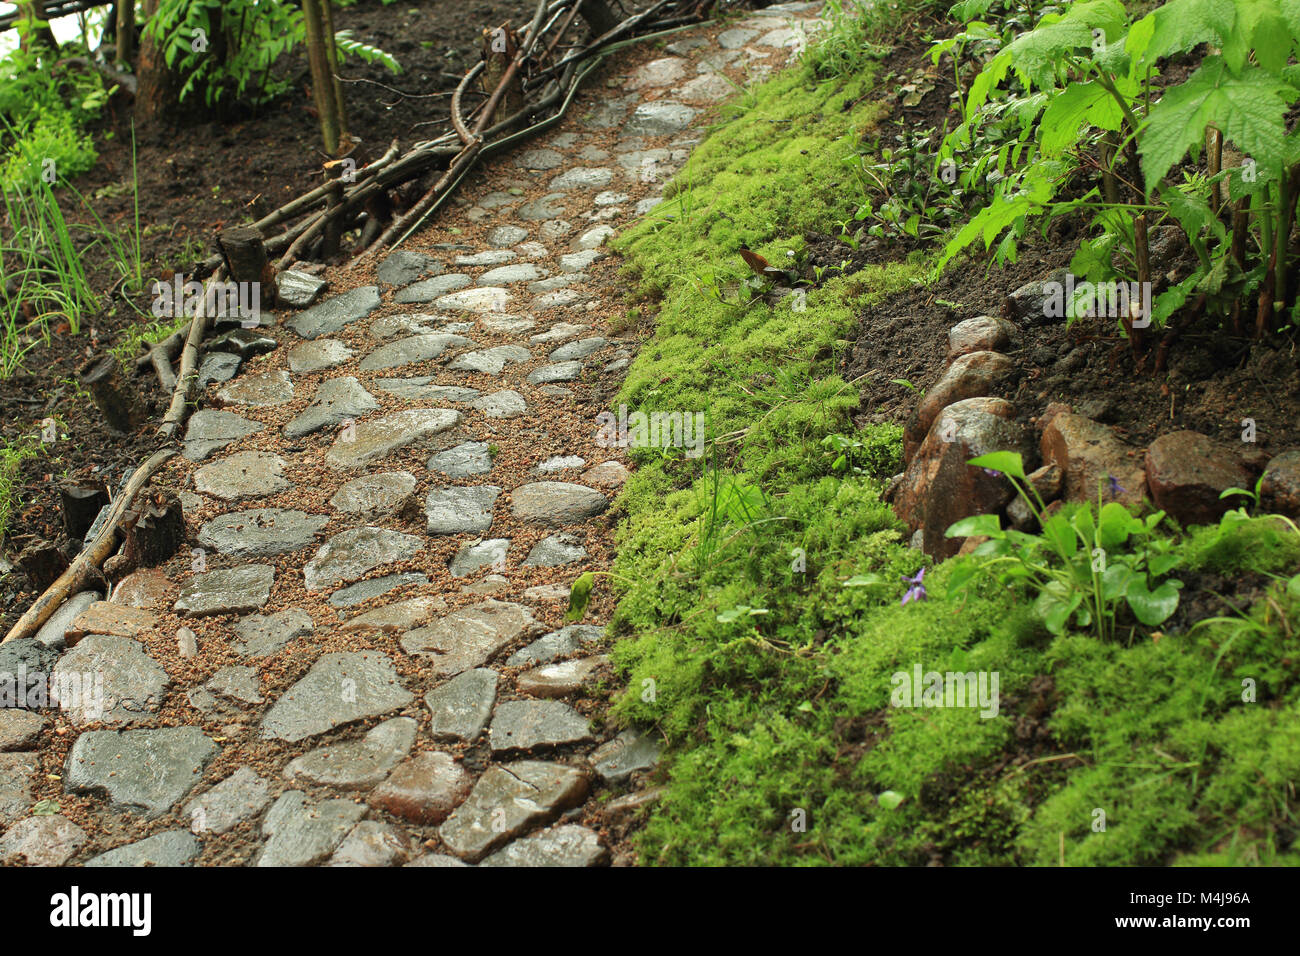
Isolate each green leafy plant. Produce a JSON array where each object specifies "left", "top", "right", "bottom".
[{"left": 946, "top": 450, "right": 1183, "bottom": 638}]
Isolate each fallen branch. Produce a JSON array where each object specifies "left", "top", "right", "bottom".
[{"left": 157, "top": 267, "right": 227, "bottom": 441}]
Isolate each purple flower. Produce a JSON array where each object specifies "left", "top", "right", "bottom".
[
  {"left": 901, "top": 567, "right": 927, "bottom": 606},
  {"left": 1107, "top": 475, "right": 1125, "bottom": 499},
  {"left": 982, "top": 467, "right": 1001, "bottom": 478}
]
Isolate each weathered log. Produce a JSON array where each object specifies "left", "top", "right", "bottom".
[
  {"left": 16, "top": 539, "right": 69, "bottom": 592},
  {"left": 60, "top": 479, "right": 110, "bottom": 541},
  {"left": 216, "top": 225, "right": 276, "bottom": 308},
  {"left": 79, "top": 354, "right": 144, "bottom": 432},
  {"left": 118, "top": 489, "right": 185, "bottom": 570}
]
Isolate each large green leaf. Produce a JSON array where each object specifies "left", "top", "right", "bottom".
[
  {"left": 1040, "top": 82, "right": 1122, "bottom": 156},
  {"left": 967, "top": 450, "right": 1028, "bottom": 481},
  {"left": 1221, "top": 0, "right": 1293, "bottom": 74},
  {"left": 1141, "top": 57, "right": 1296, "bottom": 193},
  {"left": 1126, "top": 578, "right": 1182, "bottom": 625},
  {"left": 1004, "top": 0, "right": 1128, "bottom": 91},
  {"left": 945, "top": 513, "right": 1004, "bottom": 538},
  {"left": 1139, "top": 0, "right": 1236, "bottom": 67}
]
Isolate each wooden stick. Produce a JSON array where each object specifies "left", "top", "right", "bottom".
[
  {"left": 157, "top": 267, "right": 226, "bottom": 440},
  {"left": 3, "top": 446, "right": 177, "bottom": 644}
]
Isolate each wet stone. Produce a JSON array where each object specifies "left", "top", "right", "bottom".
[
  {"left": 515, "top": 148, "right": 564, "bottom": 170},
  {"left": 519, "top": 193, "right": 568, "bottom": 221},
  {"left": 328, "top": 572, "right": 428, "bottom": 609},
  {"left": 487, "top": 224, "right": 529, "bottom": 247},
  {"left": 261, "top": 651, "right": 414, "bottom": 743},
  {"left": 287, "top": 339, "right": 354, "bottom": 374},
  {"left": 550, "top": 336, "right": 607, "bottom": 361},
  {"left": 325, "top": 408, "right": 462, "bottom": 470},
  {"left": 329, "top": 821, "right": 411, "bottom": 867},
  {"left": 185, "top": 767, "right": 271, "bottom": 835},
  {"left": 627, "top": 56, "right": 688, "bottom": 90},
  {"left": 330, "top": 471, "right": 419, "bottom": 517},
  {"left": 35, "top": 594, "right": 100, "bottom": 650},
  {"left": 425, "top": 668, "right": 498, "bottom": 742},
  {"left": 517, "top": 655, "right": 606, "bottom": 698},
  {"left": 208, "top": 328, "right": 278, "bottom": 359},
  {"left": 526, "top": 361, "right": 583, "bottom": 385},
  {"left": 52, "top": 635, "right": 170, "bottom": 725},
  {"left": 368, "top": 751, "right": 473, "bottom": 824},
  {"left": 479, "top": 264, "right": 546, "bottom": 285},
  {"left": 0, "top": 710, "right": 45, "bottom": 750},
  {"left": 217, "top": 369, "right": 294, "bottom": 407},
  {"left": 550, "top": 167, "right": 615, "bottom": 191},
  {"left": 395, "top": 273, "right": 471, "bottom": 304},
  {"left": 375, "top": 377, "right": 480, "bottom": 402},
  {"left": 231, "top": 609, "right": 313, "bottom": 658},
  {"left": 284, "top": 716, "right": 418, "bottom": 789},
  {"left": 523, "top": 532, "right": 588, "bottom": 568},
  {"left": 182, "top": 409, "right": 264, "bottom": 461},
  {"left": 506, "top": 625, "right": 604, "bottom": 667},
  {"left": 435, "top": 286, "right": 513, "bottom": 312},
  {"left": 85, "top": 829, "right": 201, "bottom": 867},
  {"left": 559, "top": 250, "right": 602, "bottom": 273},
  {"left": 0, "top": 815, "right": 86, "bottom": 866},
  {"left": 627, "top": 101, "right": 697, "bottom": 136},
  {"left": 535, "top": 455, "right": 585, "bottom": 473},
  {"left": 425, "top": 485, "right": 501, "bottom": 535},
  {"left": 276, "top": 269, "right": 328, "bottom": 308},
  {"left": 0, "top": 753, "right": 34, "bottom": 826},
  {"left": 448, "top": 538, "right": 510, "bottom": 578},
  {"left": 429, "top": 441, "right": 493, "bottom": 478},
  {"left": 678, "top": 73, "right": 734, "bottom": 104},
  {"left": 198, "top": 351, "right": 242, "bottom": 388},
  {"left": 198, "top": 508, "right": 328, "bottom": 558},
  {"left": 717, "top": 26, "right": 758, "bottom": 48},
  {"left": 511, "top": 481, "right": 608, "bottom": 526},
  {"left": 65, "top": 727, "right": 217, "bottom": 818},
  {"left": 303, "top": 527, "right": 423, "bottom": 591},
  {"left": 175, "top": 565, "right": 274, "bottom": 617},
  {"left": 438, "top": 760, "right": 588, "bottom": 862},
  {"left": 530, "top": 322, "right": 588, "bottom": 344},
  {"left": 285, "top": 376, "right": 379, "bottom": 438},
  {"left": 489, "top": 699, "right": 593, "bottom": 752},
  {"left": 456, "top": 250, "right": 516, "bottom": 266},
  {"left": 341, "top": 596, "right": 442, "bottom": 633},
  {"left": 448, "top": 345, "right": 531, "bottom": 375},
  {"left": 378, "top": 250, "right": 443, "bottom": 289},
  {"left": 195, "top": 451, "right": 291, "bottom": 501},
  {"left": 401, "top": 600, "right": 539, "bottom": 674},
  {"left": 206, "top": 665, "right": 264, "bottom": 705},
  {"left": 288, "top": 286, "right": 381, "bottom": 339},
  {"left": 590, "top": 727, "right": 662, "bottom": 782},
  {"left": 255, "top": 791, "right": 365, "bottom": 867},
  {"left": 480, "top": 824, "right": 606, "bottom": 867},
  {"left": 358, "top": 333, "right": 472, "bottom": 372},
  {"left": 66, "top": 601, "right": 156, "bottom": 641}
]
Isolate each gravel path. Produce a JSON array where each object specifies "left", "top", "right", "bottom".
[{"left": 0, "top": 3, "right": 822, "bottom": 867}]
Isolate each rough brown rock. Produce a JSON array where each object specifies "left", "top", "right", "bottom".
[
  {"left": 1145, "top": 431, "right": 1260, "bottom": 526},
  {"left": 1260, "top": 450, "right": 1300, "bottom": 519},
  {"left": 904, "top": 351, "right": 1016, "bottom": 463},
  {"left": 947, "top": 316, "right": 1016, "bottom": 363},
  {"left": 1040, "top": 413, "right": 1147, "bottom": 509}
]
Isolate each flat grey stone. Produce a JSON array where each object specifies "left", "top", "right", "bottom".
[
  {"left": 303, "top": 527, "right": 423, "bottom": 591},
  {"left": 489, "top": 700, "right": 592, "bottom": 752},
  {"left": 549, "top": 167, "right": 615, "bottom": 191},
  {"left": 429, "top": 441, "right": 494, "bottom": 478},
  {"left": 231, "top": 609, "right": 313, "bottom": 657},
  {"left": 479, "top": 313, "right": 536, "bottom": 334},
  {"left": 529, "top": 275, "right": 585, "bottom": 294},
  {"left": 665, "top": 36, "right": 707, "bottom": 54},
  {"left": 471, "top": 390, "right": 527, "bottom": 419},
  {"left": 289, "top": 286, "right": 381, "bottom": 339},
  {"left": 758, "top": 25, "right": 808, "bottom": 48},
  {"left": 329, "top": 573, "right": 427, "bottom": 609},
  {"left": 479, "top": 824, "right": 606, "bottom": 867},
  {"left": 487, "top": 225, "right": 529, "bottom": 247},
  {"left": 530, "top": 322, "right": 588, "bottom": 344},
  {"left": 0, "top": 710, "right": 45, "bottom": 751},
  {"left": 595, "top": 190, "right": 629, "bottom": 206},
  {"left": 341, "top": 596, "right": 442, "bottom": 633},
  {"left": 511, "top": 481, "right": 608, "bottom": 526},
  {"left": 636, "top": 196, "right": 664, "bottom": 215},
  {"left": 540, "top": 220, "right": 573, "bottom": 239},
  {"left": 33, "top": 591, "right": 101, "bottom": 650},
  {"left": 369, "top": 313, "right": 447, "bottom": 338},
  {"left": 0, "top": 815, "right": 86, "bottom": 865},
  {"left": 532, "top": 289, "right": 589, "bottom": 310},
  {"left": 425, "top": 668, "right": 498, "bottom": 742},
  {"left": 51, "top": 634, "right": 169, "bottom": 725},
  {"left": 478, "top": 264, "right": 545, "bottom": 285},
  {"left": 627, "top": 101, "right": 697, "bottom": 136},
  {"left": 550, "top": 336, "right": 607, "bottom": 361},
  {"left": 447, "top": 538, "right": 510, "bottom": 578},
  {"left": 183, "top": 766, "right": 271, "bottom": 835},
  {"left": 284, "top": 717, "right": 418, "bottom": 788},
  {"left": 535, "top": 455, "right": 585, "bottom": 474},
  {"left": 448, "top": 345, "right": 531, "bottom": 375},
  {"left": 456, "top": 250, "right": 516, "bottom": 266},
  {"left": 65, "top": 727, "right": 217, "bottom": 818},
  {"left": 627, "top": 56, "right": 688, "bottom": 89},
  {"left": 182, "top": 409, "right": 264, "bottom": 461},
  {"left": 523, "top": 531, "right": 588, "bottom": 568},
  {"left": 516, "top": 655, "right": 606, "bottom": 697},
  {"left": 208, "top": 328, "right": 277, "bottom": 358},
  {"left": 477, "top": 191, "right": 519, "bottom": 209},
  {"left": 198, "top": 351, "right": 242, "bottom": 388},
  {"left": 579, "top": 96, "right": 635, "bottom": 130},
  {"left": 197, "top": 508, "right": 327, "bottom": 558},
  {"left": 288, "top": 338, "right": 354, "bottom": 373},
  {"left": 717, "top": 27, "right": 758, "bottom": 48},
  {"left": 85, "top": 829, "right": 201, "bottom": 867},
  {"left": 0, "top": 753, "right": 34, "bottom": 826},
  {"left": 217, "top": 369, "right": 293, "bottom": 407},
  {"left": 576, "top": 226, "right": 615, "bottom": 250},
  {"left": 559, "top": 250, "right": 602, "bottom": 273},
  {"left": 206, "top": 665, "right": 263, "bottom": 704},
  {"left": 375, "top": 377, "right": 480, "bottom": 402},
  {"left": 330, "top": 471, "right": 418, "bottom": 517},
  {"left": 325, "top": 408, "right": 462, "bottom": 470},
  {"left": 285, "top": 376, "right": 379, "bottom": 439},
  {"left": 255, "top": 791, "right": 365, "bottom": 866},
  {"left": 406, "top": 853, "right": 471, "bottom": 867},
  {"left": 329, "top": 820, "right": 411, "bottom": 866},
  {"left": 425, "top": 485, "right": 501, "bottom": 534},
  {"left": 518, "top": 193, "right": 567, "bottom": 221},
  {"left": 590, "top": 728, "right": 663, "bottom": 782},
  {"left": 516, "top": 240, "right": 549, "bottom": 258},
  {"left": 506, "top": 624, "right": 604, "bottom": 666},
  {"left": 194, "top": 451, "right": 291, "bottom": 501},
  {"left": 434, "top": 287, "right": 513, "bottom": 312},
  {"left": 515, "top": 148, "right": 564, "bottom": 170},
  {"left": 697, "top": 49, "right": 743, "bottom": 73},
  {"left": 438, "top": 761, "right": 588, "bottom": 861},
  {"left": 378, "top": 250, "right": 443, "bottom": 288},
  {"left": 394, "top": 273, "right": 470, "bottom": 304},
  {"left": 679, "top": 72, "right": 734, "bottom": 103},
  {"left": 261, "top": 651, "right": 414, "bottom": 743},
  {"left": 358, "top": 333, "right": 472, "bottom": 372},
  {"left": 174, "top": 565, "right": 274, "bottom": 617},
  {"left": 401, "top": 600, "right": 540, "bottom": 675},
  {"left": 276, "top": 270, "right": 328, "bottom": 308}
]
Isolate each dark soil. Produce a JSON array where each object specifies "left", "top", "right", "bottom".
[{"left": 0, "top": 0, "right": 542, "bottom": 626}]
